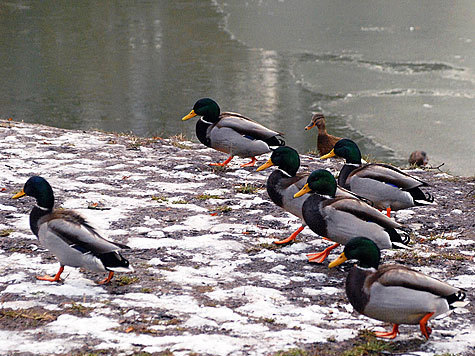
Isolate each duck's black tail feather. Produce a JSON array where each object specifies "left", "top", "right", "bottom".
[
  {"left": 423, "top": 192, "right": 435, "bottom": 203},
  {"left": 265, "top": 136, "right": 285, "bottom": 147},
  {"left": 99, "top": 251, "right": 132, "bottom": 271},
  {"left": 387, "top": 228, "right": 411, "bottom": 249},
  {"left": 447, "top": 290, "right": 467, "bottom": 308},
  {"left": 408, "top": 187, "right": 434, "bottom": 205}
]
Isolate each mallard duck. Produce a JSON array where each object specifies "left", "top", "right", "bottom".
[
  {"left": 329, "top": 237, "right": 467, "bottom": 339},
  {"left": 294, "top": 169, "right": 409, "bottom": 262},
  {"left": 182, "top": 98, "right": 285, "bottom": 167},
  {"left": 305, "top": 113, "right": 342, "bottom": 156},
  {"left": 12, "top": 176, "right": 133, "bottom": 284},
  {"left": 256, "top": 146, "right": 308, "bottom": 244},
  {"left": 257, "top": 147, "right": 370, "bottom": 245},
  {"left": 320, "top": 139, "right": 433, "bottom": 217}
]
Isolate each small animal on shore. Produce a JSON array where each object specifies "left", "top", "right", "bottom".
[
  {"left": 305, "top": 112, "right": 342, "bottom": 156},
  {"left": 182, "top": 98, "right": 285, "bottom": 167},
  {"left": 293, "top": 169, "right": 409, "bottom": 263},
  {"left": 257, "top": 147, "right": 372, "bottom": 245},
  {"left": 329, "top": 237, "right": 467, "bottom": 340},
  {"left": 409, "top": 150, "right": 429, "bottom": 167},
  {"left": 320, "top": 139, "right": 433, "bottom": 217},
  {"left": 12, "top": 176, "right": 133, "bottom": 284}
]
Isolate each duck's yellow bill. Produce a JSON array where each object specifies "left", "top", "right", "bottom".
[
  {"left": 319, "top": 149, "right": 336, "bottom": 160},
  {"left": 182, "top": 110, "right": 197, "bottom": 121},
  {"left": 294, "top": 184, "right": 311, "bottom": 198},
  {"left": 328, "top": 252, "right": 347, "bottom": 268},
  {"left": 12, "top": 189, "right": 26, "bottom": 199},
  {"left": 256, "top": 159, "right": 274, "bottom": 172}
]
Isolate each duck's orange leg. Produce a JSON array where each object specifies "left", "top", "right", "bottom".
[
  {"left": 97, "top": 271, "right": 114, "bottom": 285},
  {"left": 419, "top": 312, "right": 434, "bottom": 340},
  {"left": 374, "top": 324, "right": 399, "bottom": 339},
  {"left": 274, "top": 226, "right": 305, "bottom": 244},
  {"left": 378, "top": 208, "right": 391, "bottom": 217},
  {"left": 386, "top": 207, "right": 391, "bottom": 217},
  {"left": 240, "top": 157, "right": 257, "bottom": 167},
  {"left": 36, "top": 265, "right": 64, "bottom": 282},
  {"left": 307, "top": 243, "right": 340, "bottom": 263},
  {"left": 210, "top": 156, "right": 234, "bottom": 166}
]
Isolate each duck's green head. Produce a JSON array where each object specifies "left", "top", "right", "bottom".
[
  {"left": 256, "top": 146, "right": 300, "bottom": 176},
  {"left": 320, "top": 139, "right": 362, "bottom": 164},
  {"left": 182, "top": 98, "right": 221, "bottom": 123},
  {"left": 12, "top": 176, "right": 55, "bottom": 210},
  {"left": 294, "top": 169, "right": 337, "bottom": 198},
  {"left": 329, "top": 237, "right": 381, "bottom": 269}
]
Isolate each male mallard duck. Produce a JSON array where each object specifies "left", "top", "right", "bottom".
[
  {"left": 320, "top": 139, "right": 433, "bottom": 217},
  {"left": 12, "top": 176, "right": 133, "bottom": 284},
  {"left": 257, "top": 146, "right": 308, "bottom": 244},
  {"left": 182, "top": 98, "right": 285, "bottom": 167},
  {"left": 329, "top": 237, "right": 467, "bottom": 339},
  {"left": 305, "top": 113, "right": 342, "bottom": 156},
  {"left": 294, "top": 169, "right": 409, "bottom": 262},
  {"left": 257, "top": 147, "right": 369, "bottom": 245}
]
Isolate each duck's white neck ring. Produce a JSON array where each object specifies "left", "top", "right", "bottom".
[
  {"left": 200, "top": 118, "right": 213, "bottom": 125},
  {"left": 356, "top": 265, "right": 377, "bottom": 272},
  {"left": 35, "top": 204, "right": 50, "bottom": 211},
  {"left": 278, "top": 168, "right": 292, "bottom": 177}
]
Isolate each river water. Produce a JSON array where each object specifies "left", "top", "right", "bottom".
[{"left": 1, "top": 0, "right": 473, "bottom": 175}]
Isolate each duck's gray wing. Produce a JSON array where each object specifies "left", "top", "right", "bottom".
[
  {"left": 324, "top": 197, "right": 401, "bottom": 229},
  {"left": 217, "top": 113, "right": 283, "bottom": 140},
  {"left": 373, "top": 265, "right": 460, "bottom": 297},
  {"left": 40, "top": 211, "right": 129, "bottom": 255},
  {"left": 350, "top": 164, "right": 428, "bottom": 189},
  {"left": 336, "top": 185, "right": 374, "bottom": 205}
]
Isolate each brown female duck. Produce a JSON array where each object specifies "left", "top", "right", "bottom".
[{"left": 305, "top": 113, "right": 342, "bottom": 156}]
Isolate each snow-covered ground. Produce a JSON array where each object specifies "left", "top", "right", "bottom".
[{"left": 0, "top": 120, "right": 473, "bottom": 355}]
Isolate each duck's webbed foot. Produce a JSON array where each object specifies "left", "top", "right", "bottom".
[
  {"left": 274, "top": 226, "right": 305, "bottom": 245},
  {"left": 36, "top": 265, "right": 64, "bottom": 282},
  {"left": 210, "top": 156, "right": 234, "bottom": 166},
  {"left": 240, "top": 157, "right": 257, "bottom": 167},
  {"left": 307, "top": 243, "right": 340, "bottom": 263},
  {"left": 96, "top": 271, "right": 114, "bottom": 285},
  {"left": 374, "top": 324, "right": 399, "bottom": 339}
]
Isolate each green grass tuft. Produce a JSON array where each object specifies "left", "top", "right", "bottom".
[
  {"left": 115, "top": 275, "right": 139, "bottom": 286},
  {"left": 151, "top": 195, "right": 168, "bottom": 202},
  {"left": 171, "top": 199, "right": 188, "bottom": 204},
  {"left": 196, "top": 193, "right": 223, "bottom": 200},
  {"left": 209, "top": 205, "right": 232, "bottom": 213},
  {"left": 341, "top": 330, "right": 395, "bottom": 356},
  {"left": 169, "top": 133, "right": 192, "bottom": 149},
  {"left": 274, "top": 348, "right": 309, "bottom": 356},
  {"left": 210, "top": 165, "right": 227, "bottom": 173},
  {"left": 235, "top": 183, "right": 261, "bottom": 194},
  {"left": 0, "top": 229, "right": 14, "bottom": 237}
]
